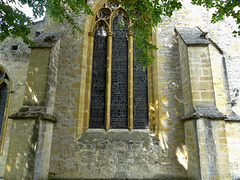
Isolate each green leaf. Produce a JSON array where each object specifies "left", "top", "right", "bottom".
[{"left": 0, "top": 0, "right": 239, "bottom": 67}]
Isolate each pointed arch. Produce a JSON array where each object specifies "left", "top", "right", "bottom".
[
  {"left": 93, "top": 18, "right": 110, "bottom": 33},
  {"left": 76, "top": 0, "right": 154, "bottom": 139},
  {"left": 89, "top": 21, "right": 108, "bottom": 129},
  {"left": 76, "top": 0, "right": 110, "bottom": 139},
  {"left": 0, "top": 65, "right": 12, "bottom": 154}
]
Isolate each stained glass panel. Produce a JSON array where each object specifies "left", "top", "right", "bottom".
[
  {"left": 0, "top": 83, "right": 7, "bottom": 133},
  {"left": 89, "top": 24, "right": 107, "bottom": 128},
  {"left": 110, "top": 13, "right": 128, "bottom": 129},
  {"left": 133, "top": 43, "right": 148, "bottom": 128}
]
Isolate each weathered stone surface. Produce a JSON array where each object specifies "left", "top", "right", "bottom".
[
  {"left": 49, "top": 178, "right": 189, "bottom": 180},
  {"left": 30, "top": 32, "right": 63, "bottom": 48},
  {"left": 9, "top": 106, "right": 57, "bottom": 122},
  {"left": 0, "top": 0, "right": 239, "bottom": 179},
  {"left": 181, "top": 106, "right": 226, "bottom": 121},
  {"left": 58, "top": 129, "right": 186, "bottom": 179},
  {"left": 225, "top": 111, "right": 240, "bottom": 121},
  {"left": 79, "top": 129, "right": 153, "bottom": 142}
]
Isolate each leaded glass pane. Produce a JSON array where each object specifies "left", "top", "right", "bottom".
[
  {"left": 133, "top": 43, "right": 148, "bottom": 128},
  {"left": 110, "top": 13, "right": 128, "bottom": 128},
  {"left": 89, "top": 24, "right": 107, "bottom": 128},
  {"left": 0, "top": 83, "right": 8, "bottom": 133}
]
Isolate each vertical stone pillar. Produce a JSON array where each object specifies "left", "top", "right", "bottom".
[
  {"left": 4, "top": 33, "right": 62, "bottom": 180},
  {"left": 82, "top": 32, "right": 95, "bottom": 133},
  {"left": 151, "top": 28, "right": 164, "bottom": 136},
  {"left": 177, "top": 27, "right": 231, "bottom": 180}
]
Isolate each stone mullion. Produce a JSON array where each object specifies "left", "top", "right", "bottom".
[
  {"left": 83, "top": 32, "right": 95, "bottom": 132},
  {"left": 128, "top": 31, "right": 134, "bottom": 130},
  {"left": 105, "top": 31, "right": 113, "bottom": 131}
]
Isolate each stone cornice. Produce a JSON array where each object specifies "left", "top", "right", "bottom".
[
  {"left": 225, "top": 111, "right": 240, "bottom": 121},
  {"left": 9, "top": 106, "right": 57, "bottom": 122},
  {"left": 175, "top": 27, "right": 210, "bottom": 45},
  {"left": 181, "top": 106, "right": 226, "bottom": 121},
  {"left": 29, "top": 32, "right": 63, "bottom": 48}
]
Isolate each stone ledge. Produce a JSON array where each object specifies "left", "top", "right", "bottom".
[
  {"left": 49, "top": 178, "right": 188, "bottom": 180},
  {"left": 79, "top": 129, "right": 159, "bottom": 142},
  {"left": 181, "top": 106, "right": 226, "bottom": 121},
  {"left": 225, "top": 111, "right": 240, "bottom": 121},
  {"left": 175, "top": 27, "right": 210, "bottom": 45},
  {"left": 29, "top": 32, "right": 63, "bottom": 48},
  {"left": 9, "top": 106, "right": 57, "bottom": 122}
]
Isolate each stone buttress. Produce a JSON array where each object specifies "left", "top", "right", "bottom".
[
  {"left": 177, "top": 27, "right": 231, "bottom": 180},
  {"left": 4, "top": 33, "right": 62, "bottom": 180}
]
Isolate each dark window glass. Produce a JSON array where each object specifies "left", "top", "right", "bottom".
[
  {"left": 89, "top": 9, "right": 148, "bottom": 129},
  {"left": 0, "top": 83, "right": 8, "bottom": 133},
  {"left": 89, "top": 23, "right": 107, "bottom": 128},
  {"left": 133, "top": 44, "right": 148, "bottom": 128},
  {"left": 110, "top": 13, "right": 128, "bottom": 128},
  {"left": 0, "top": 70, "right": 4, "bottom": 79}
]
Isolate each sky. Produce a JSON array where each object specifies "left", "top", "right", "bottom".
[{"left": 10, "top": 1, "right": 45, "bottom": 22}]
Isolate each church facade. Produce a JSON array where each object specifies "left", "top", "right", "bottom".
[{"left": 0, "top": 0, "right": 240, "bottom": 179}]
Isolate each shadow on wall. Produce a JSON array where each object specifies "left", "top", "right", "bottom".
[{"left": 5, "top": 119, "right": 39, "bottom": 179}]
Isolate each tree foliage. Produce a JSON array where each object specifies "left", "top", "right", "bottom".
[
  {"left": 0, "top": 0, "right": 239, "bottom": 67},
  {"left": 192, "top": 0, "right": 240, "bottom": 36},
  {"left": 0, "top": 0, "right": 93, "bottom": 44},
  {"left": 0, "top": 1, "right": 32, "bottom": 44},
  {"left": 120, "top": 0, "right": 182, "bottom": 66}
]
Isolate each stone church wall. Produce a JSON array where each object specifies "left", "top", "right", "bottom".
[
  {"left": 226, "top": 122, "right": 240, "bottom": 179},
  {"left": 0, "top": 0, "right": 239, "bottom": 179},
  {"left": 44, "top": 1, "right": 239, "bottom": 179},
  {"left": 0, "top": 38, "right": 30, "bottom": 177},
  {"left": 0, "top": 21, "right": 44, "bottom": 178}
]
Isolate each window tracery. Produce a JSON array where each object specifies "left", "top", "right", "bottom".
[{"left": 89, "top": 0, "right": 148, "bottom": 130}]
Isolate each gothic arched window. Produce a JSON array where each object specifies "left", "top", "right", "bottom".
[
  {"left": 0, "top": 67, "right": 10, "bottom": 154},
  {"left": 89, "top": 1, "right": 148, "bottom": 131}
]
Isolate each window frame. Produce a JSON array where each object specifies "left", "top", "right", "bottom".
[
  {"left": 0, "top": 66, "right": 11, "bottom": 155},
  {"left": 88, "top": 3, "right": 147, "bottom": 130},
  {"left": 75, "top": 0, "right": 155, "bottom": 139}
]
